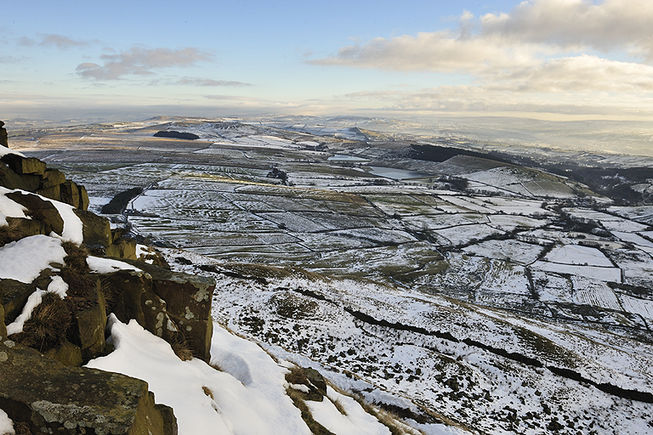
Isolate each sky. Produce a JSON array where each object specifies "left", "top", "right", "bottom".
[{"left": 2, "top": 0, "right": 653, "bottom": 127}]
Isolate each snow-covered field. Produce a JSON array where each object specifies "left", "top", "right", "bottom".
[{"left": 160, "top": 249, "right": 653, "bottom": 434}]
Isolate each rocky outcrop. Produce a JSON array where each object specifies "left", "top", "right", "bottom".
[
  {"left": 0, "top": 121, "right": 7, "bottom": 147},
  {"left": 7, "top": 191, "right": 64, "bottom": 235},
  {"left": 0, "top": 340, "right": 177, "bottom": 434},
  {"left": 285, "top": 366, "right": 327, "bottom": 401},
  {"left": 139, "top": 263, "right": 215, "bottom": 361},
  {"left": 102, "top": 263, "right": 215, "bottom": 362},
  {"left": 0, "top": 137, "right": 89, "bottom": 210},
  {"left": 107, "top": 228, "right": 137, "bottom": 259},
  {"left": 0, "top": 122, "right": 216, "bottom": 431}
]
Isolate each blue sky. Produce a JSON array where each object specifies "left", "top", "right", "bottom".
[{"left": 2, "top": 0, "right": 653, "bottom": 122}]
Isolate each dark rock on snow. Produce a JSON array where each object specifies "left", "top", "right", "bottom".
[{"left": 101, "top": 186, "right": 143, "bottom": 214}]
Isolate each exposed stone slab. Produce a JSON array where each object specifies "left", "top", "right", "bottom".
[
  {"left": 0, "top": 340, "right": 177, "bottom": 434},
  {"left": 41, "top": 169, "right": 66, "bottom": 188},
  {"left": 61, "top": 180, "right": 80, "bottom": 209},
  {"left": 139, "top": 263, "right": 215, "bottom": 362},
  {"left": 74, "top": 209, "right": 112, "bottom": 249},
  {"left": 0, "top": 279, "right": 37, "bottom": 324},
  {"left": 6, "top": 191, "right": 64, "bottom": 236},
  {"left": 0, "top": 154, "right": 46, "bottom": 176}
]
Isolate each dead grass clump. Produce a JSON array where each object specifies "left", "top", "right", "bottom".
[
  {"left": 202, "top": 386, "right": 215, "bottom": 400},
  {"left": 332, "top": 398, "right": 347, "bottom": 416},
  {"left": 62, "top": 241, "right": 90, "bottom": 273},
  {"left": 60, "top": 266, "right": 96, "bottom": 299},
  {"left": 286, "top": 387, "right": 334, "bottom": 435},
  {"left": 13, "top": 421, "right": 32, "bottom": 435},
  {"left": 350, "top": 395, "right": 409, "bottom": 435},
  {"left": 169, "top": 332, "right": 194, "bottom": 361},
  {"left": 15, "top": 292, "right": 72, "bottom": 352}
]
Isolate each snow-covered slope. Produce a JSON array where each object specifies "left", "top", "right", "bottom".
[{"left": 87, "top": 315, "right": 417, "bottom": 435}]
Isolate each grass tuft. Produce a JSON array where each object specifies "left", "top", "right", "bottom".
[
  {"left": 285, "top": 387, "right": 334, "bottom": 435},
  {"left": 15, "top": 292, "right": 72, "bottom": 352},
  {"left": 169, "top": 332, "right": 194, "bottom": 361},
  {"left": 62, "top": 241, "right": 90, "bottom": 273}
]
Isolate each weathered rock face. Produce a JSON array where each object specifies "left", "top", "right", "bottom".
[
  {"left": 138, "top": 263, "right": 215, "bottom": 362},
  {"left": 107, "top": 228, "right": 137, "bottom": 259},
  {"left": 7, "top": 191, "right": 64, "bottom": 235},
  {"left": 0, "top": 216, "right": 48, "bottom": 245},
  {"left": 0, "top": 141, "right": 89, "bottom": 210},
  {"left": 101, "top": 263, "right": 215, "bottom": 362},
  {"left": 74, "top": 209, "right": 112, "bottom": 249},
  {"left": 69, "top": 279, "right": 108, "bottom": 361},
  {"left": 0, "top": 279, "right": 37, "bottom": 324},
  {"left": 0, "top": 303, "right": 6, "bottom": 339},
  {"left": 285, "top": 366, "right": 328, "bottom": 402},
  {"left": 0, "top": 121, "right": 7, "bottom": 147},
  {"left": 0, "top": 340, "right": 177, "bottom": 434}
]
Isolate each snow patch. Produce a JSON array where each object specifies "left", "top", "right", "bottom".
[
  {"left": 0, "top": 409, "right": 14, "bottom": 435},
  {"left": 307, "top": 386, "right": 390, "bottom": 435},
  {"left": 6, "top": 289, "right": 46, "bottom": 335},
  {"left": 544, "top": 245, "right": 613, "bottom": 267},
  {"left": 0, "top": 187, "right": 28, "bottom": 227},
  {"left": 47, "top": 275, "right": 69, "bottom": 298},
  {"left": 0, "top": 145, "right": 24, "bottom": 158},
  {"left": 0, "top": 235, "right": 66, "bottom": 283},
  {"left": 86, "top": 256, "right": 142, "bottom": 274},
  {"left": 0, "top": 187, "right": 83, "bottom": 244},
  {"left": 48, "top": 199, "right": 83, "bottom": 245},
  {"left": 531, "top": 261, "right": 622, "bottom": 283}
]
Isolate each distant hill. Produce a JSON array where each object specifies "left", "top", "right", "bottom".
[{"left": 153, "top": 130, "right": 199, "bottom": 140}]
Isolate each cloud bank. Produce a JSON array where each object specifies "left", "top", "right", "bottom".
[
  {"left": 312, "top": 0, "right": 653, "bottom": 113},
  {"left": 76, "top": 47, "right": 211, "bottom": 80}
]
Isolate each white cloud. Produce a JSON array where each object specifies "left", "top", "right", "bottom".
[
  {"left": 490, "top": 55, "right": 653, "bottom": 92},
  {"left": 312, "top": 31, "right": 552, "bottom": 73},
  {"left": 77, "top": 47, "right": 211, "bottom": 80},
  {"left": 176, "top": 77, "right": 252, "bottom": 87},
  {"left": 481, "top": 0, "right": 653, "bottom": 60},
  {"left": 19, "top": 34, "right": 91, "bottom": 49}
]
